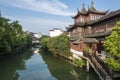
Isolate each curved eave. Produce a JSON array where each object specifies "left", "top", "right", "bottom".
[
  {"left": 80, "top": 7, "right": 88, "bottom": 15},
  {"left": 90, "top": 10, "right": 109, "bottom": 15},
  {"left": 88, "top": 9, "right": 120, "bottom": 25},
  {"left": 72, "top": 11, "right": 81, "bottom": 19},
  {"left": 80, "top": 12, "right": 88, "bottom": 15},
  {"left": 89, "top": 6, "right": 109, "bottom": 15},
  {"left": 67, "top": 25, "right": 75, "bottom": 31},
  {"left": 67, "top": 22, "right": 86, "bottom": 31},
  {"left": 75, "top": 22, "right": 86, "bottom": 27}
]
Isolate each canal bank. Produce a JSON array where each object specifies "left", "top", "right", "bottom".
[{"left": 0, "top": 48, "right": 99, "bottom": 80}]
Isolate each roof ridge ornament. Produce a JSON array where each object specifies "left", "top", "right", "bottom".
[
  {"left": 80, "top": 2, "right": 88, "bottom": 15},
  {"left": 83, "top": 3, "right": 85, "bottom": 8},
  {"left": 77, "top": 8, "right": 79, "bottom": 12},
  {"left": 91, "top": 0, "right": 94, "bottom": 7}
]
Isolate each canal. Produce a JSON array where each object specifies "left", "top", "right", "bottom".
[{"left": 0, "top": 48, "right": 99, "bottom": 80}]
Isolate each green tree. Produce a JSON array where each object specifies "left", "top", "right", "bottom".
[
  {"left": 0, "top": 17, "right": 32, "bottom": 55},
  {"left": 0, "top": 17, "right": 11, "bottom": 53},
  {"left": 40, "top": 36, "right": 50, "bottom": 49},
  {"left": 40, "top": 35, "right": 72, "bottom": 58},
  {"left": 104, "top": 21, "right": 120, "bottom": 71},
  {"left": 48, "top": 35, "right": 72, "bottom": 58}
]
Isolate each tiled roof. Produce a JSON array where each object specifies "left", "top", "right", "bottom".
[
  {"left": 72, "top": 37, "right": 99, "bottom": 44},
  {"left": 82, "top": 38, "right": 99, "bottom": 43},
  {"left": 72, "top": 1, "right": 108, "bottom": 19},
  {"left": 68, "top": 9, "right": 120, "bottom": 30},
  {"left": 88, "top": 9, "right": 120, "bottom": 25},
  {"left": 80, "top": 3, "right": 88, "bottom": 15},
  {"left": 74, "top": 22, "right": 86, "bottom": 27},
  {"left": 83, "top": 31, "right": 111, "bottom": 38},
  {"left": 71, "top": 10, "right": 80, "bottom": 19},
  {"left": 89, "top": 1, "right": 108, "bottom": 15}
]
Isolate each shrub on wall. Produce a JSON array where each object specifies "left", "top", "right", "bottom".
[
  {"left": 104, "top": 21, "right": 120, "bottom": 71},
  {"left": 73, "top": 59, "right": 85, "bottom": 68}
]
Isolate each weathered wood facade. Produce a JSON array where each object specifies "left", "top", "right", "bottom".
[{"left": 67, "top": 1, "right": 120, "bottom": 54}]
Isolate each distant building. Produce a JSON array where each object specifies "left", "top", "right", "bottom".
[
  {"left": 49, "top": 28, "right": 63, "bottom": 37},
  {"left": 33, "top": 32, "right": 42, "bottom": 39},
  {"left": 28, "top": 32, "right": 42, "bottom": 40}
]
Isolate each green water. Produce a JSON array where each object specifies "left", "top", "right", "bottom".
[{"left": 0, "top": 48, "right": 99, "bottom": 80}]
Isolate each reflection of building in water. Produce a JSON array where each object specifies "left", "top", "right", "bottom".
[
  {"left": 70, "top": 69, "right": 79, "bottom": 80},
  {"left": 33, "top": 48, "right": 39, "bottom": 53}
]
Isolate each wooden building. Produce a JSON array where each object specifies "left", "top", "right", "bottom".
[{"left": 67, "top": 1, "right": 120, "bottom": 55}]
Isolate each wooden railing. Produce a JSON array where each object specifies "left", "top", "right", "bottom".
[
  {"left": 94, "top": 53, "right": 113, "bottom": 78},
  {"left": 83, "top": 52, "right": 112, "bottom": 80}
]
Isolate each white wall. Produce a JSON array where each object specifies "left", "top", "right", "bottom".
[
  {"left": 70, "top": 49, "right": 83, "bottom": 56},
  {"left": 49, "top": 29, "right": 63, "bottom": 37},
  {"left": 34, "top": 33, "right": 42, "bottom": 38}
]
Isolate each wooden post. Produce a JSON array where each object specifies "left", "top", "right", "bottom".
[{"left": 86, "top": 60, "right": 89, "bottom": 72}]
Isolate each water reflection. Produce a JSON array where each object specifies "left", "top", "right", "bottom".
[
  {"left": 40, "top": 49, "right": 99, "bottom": 80},
  {"left": 17, "top": 50, "right": 56, "bottom": 80},
  {"left": 33, "top": 48, "right": 39, "bottom": 53},
  {"left": 0, "top": 48, "right": 99, "bottom": 80},
  {"left": 0, "top": 48, "right": 33, "bottom": 80}
]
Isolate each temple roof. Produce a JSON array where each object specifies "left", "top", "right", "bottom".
[
  {"left": 67, "top": 9, "right": 120, "bottom": 31},
  {"left": 72, "top": 37, "right": 98, "bottom": 44},
  {"left": 74, "top": 22, "right": 86, "bottom": 27},
  {"left": 83, "top": 31, "right": 111, "bottom": 38},
  {"left": 88, "top": 9, "right": 120, "bottom": 25},
  {"left": 82, "top": 38, "right": 99, "bottom": 43},
  {"left": 72, "top": 1, "right": 108, "bottom": 19},
  {"left": 71, "top": 9, "right": 80, "bottom": 19},
  {"left": 88, "top": 0, "right": 108, "bottom": 14},
  {"left": 80, "top": 3, "right": 88, "bottom": 15},
  {"left": 72, "top": 4, "right": 88, "bottom": 19}
]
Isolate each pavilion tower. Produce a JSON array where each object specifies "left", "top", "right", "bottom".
[{"left": 72, "top": 0, "right": 108, "bottom": 23}]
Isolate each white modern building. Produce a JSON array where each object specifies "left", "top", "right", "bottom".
[
  {"left": 33, "top": 32, "right": 42, "bottom": 39},
  {"left": 49, "top": 28, "right": 63, "bottom": 37}
]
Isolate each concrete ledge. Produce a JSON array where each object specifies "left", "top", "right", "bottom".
[{"left": 70, "top": 49, "right": 83, "bottom": 56}]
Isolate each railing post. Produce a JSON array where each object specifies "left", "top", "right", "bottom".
[{"left": 86, "top": 60, "right": 90, "bottom": 72}]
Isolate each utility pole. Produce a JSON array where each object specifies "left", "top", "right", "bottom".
[{"left": 0, "top": 10, "right": 1, "bottom": 17}]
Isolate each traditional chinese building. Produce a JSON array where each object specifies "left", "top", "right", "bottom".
[{"left": 67, "top": 0, "right": 120, "bottom": 55}]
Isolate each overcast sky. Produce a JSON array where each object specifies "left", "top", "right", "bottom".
[{"left": 0, "top": 0, "right": 120, "bottom": 35}]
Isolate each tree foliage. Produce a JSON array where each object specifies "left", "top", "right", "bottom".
[
  {"left": 40, "top": 35, "right": 72, "bottom": 58},
  {"left": 73, "top": 59, "right": 85, "bottom": 68},
  {"left": 40, "top": 36, "right": 50, "bottom": 49},
  {"left": 0, "top": 17, "right": 32, "bottom": 55},
  {"left": 104, "top": 21, "right": 120, "bottom": 71},
  {"left": 48, "top": 35, "right": 71, "bottom": 57}
]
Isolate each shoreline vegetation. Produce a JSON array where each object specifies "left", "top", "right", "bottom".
[
  {"left": 104, "top": 21, "right": 120, "bottom": 71},
  {"left": 40, "top": 34, "right": 86, "bottom": 68},
  {"left": 0, "top": 17, "right": 32, "bottom": 56}
]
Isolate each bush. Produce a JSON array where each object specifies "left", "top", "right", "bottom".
[
  {"left": 105, "top": 58, "right": 120, "bottom": 71},
  {"left": 83, "top": 46, "right": 90, "bottom": 53},
  {"left": 40, "top": 36, "right": 50, "bottom": 49},
  {"left": 104, "top": 21, "right": 120, "bottom": 71},
  {"left": 48, "top": 34, "right": 72, "bottom": 57},
  {"left": 40, "top": 34, "right": 72, "bottom": 58},
  {"left": 73, "top": 59, "right": 85, "bottom": 68}
]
